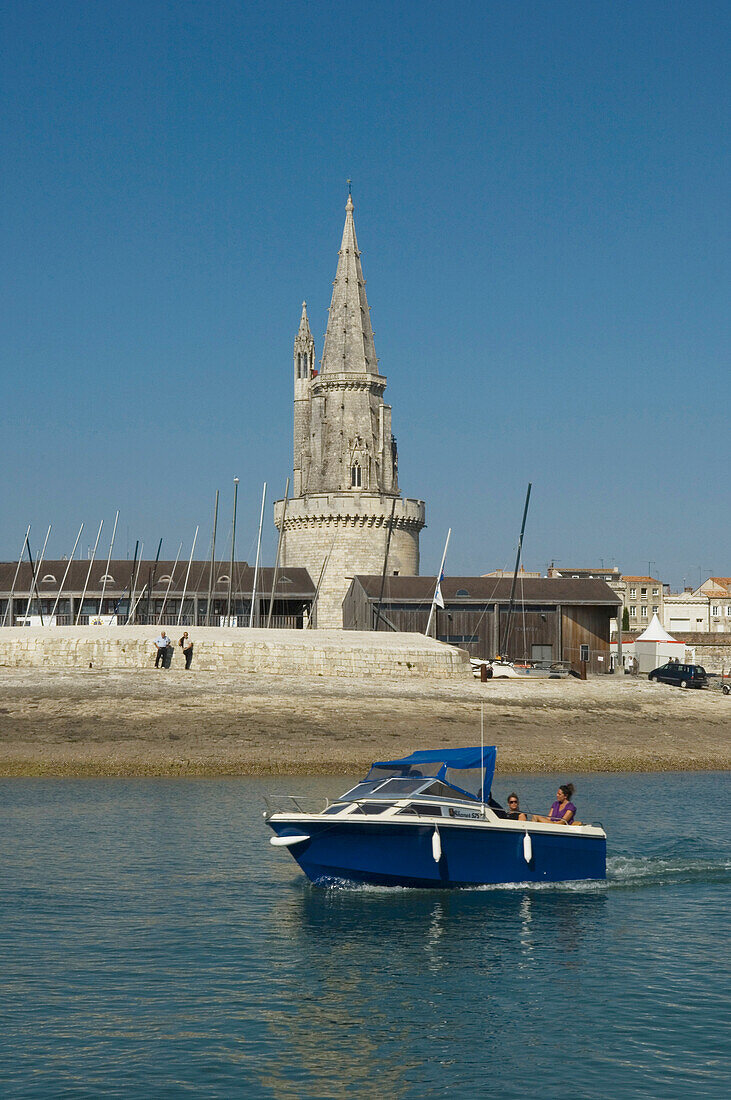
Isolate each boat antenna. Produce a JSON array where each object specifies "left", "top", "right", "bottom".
[
  {"left": 480, "top": 703, "right": 485, "bottom": 811},
  {"left": 499, "top": 483, "right": 532, "bottom": 658}
]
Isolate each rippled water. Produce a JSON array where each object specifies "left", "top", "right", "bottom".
[{"left": 1, "top": 772, "right": 729, "bottom": 1098}]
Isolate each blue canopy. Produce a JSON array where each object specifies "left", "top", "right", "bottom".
[{"left": 369, "top": 746, "right": 497, "bottom": 801}]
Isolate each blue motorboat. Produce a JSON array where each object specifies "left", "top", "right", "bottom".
[{"left": 265, "top": 747, "right": 606, "bottom": 887}]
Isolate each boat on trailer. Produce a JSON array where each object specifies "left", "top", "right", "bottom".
[{"left": 265, "top": 747, "right": 606, "bottom": 888}]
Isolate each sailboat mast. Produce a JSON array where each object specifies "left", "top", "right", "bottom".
[
  {"left": 425, "top": 528, "right": 451, "bottom": 639},
  {"left": 249, "top": 482, "right": 267, "bottom": 628},
  {"left": 25, "top": 525, "right": 51, "bottom": 624},
  {"left": 267, "top": 478, "right": 289, "bottom": 630},
  {"left": 374, "top": 497, "right": 397, "bottom": 631},
  {"left": 159, "top": 542, "right": 182, "bottom": 624},
  {"left": 499, "top": 483, "right": 532, "bottom": 658},
  {"left": 205, "top": 491, "right": 219, "bottom": 627},
  {"left": 3, "top": 526, "right": 30, "bottom": 627},
  {"left": 75, "top": 520, "right": 104, "bottom": 625},
  {"left": 98, "top": 510, "right": 119, "bottom": 616},
  {"left": 177, "top": 526, "right": 199, "bottom": 626}
]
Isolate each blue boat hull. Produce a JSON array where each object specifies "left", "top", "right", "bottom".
[{"left": 269, "top": 820, "right": 606, "bottom": 887}]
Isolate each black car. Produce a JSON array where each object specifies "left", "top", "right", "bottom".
[{"left": 648, "top": 662, "right": 708, "bottom": 689}]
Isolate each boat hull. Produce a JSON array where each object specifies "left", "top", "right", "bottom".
[{"left": 268, "top": 818, "right": 606, "bottom": 887}]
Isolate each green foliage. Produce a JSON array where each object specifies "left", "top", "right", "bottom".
[{"left": 622, "top": 606, "right": 630, "bottom": 631}]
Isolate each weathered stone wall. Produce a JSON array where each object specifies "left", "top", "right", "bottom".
[
  {"left": 685, "top": 642, "right": 731, "bottom": 674},
  {"left": 0, "top": 626, "right": 468, "bottom": 678},
  {"left": 275, "top": 493, "right": 425, "bottom": 628}
]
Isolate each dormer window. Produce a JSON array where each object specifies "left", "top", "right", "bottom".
[
  {"left": 351, "top": 461, "right": 362, "bottom": 488},
  {"left": 100, "top": 574, "right": 115, "bottom": 583},
  {"left": 41, "top": 574, "right": 56, "bottom": 584},
  {"left": 217, "top": 575, "right": 230, "bottom": 585}
]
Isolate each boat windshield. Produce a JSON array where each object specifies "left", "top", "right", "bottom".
[
  {"left": 339, "top": 777, "right": 430, "bottom": 801},
  {"left": 364, "top": 764, "right": 483, "bottom": 800}
]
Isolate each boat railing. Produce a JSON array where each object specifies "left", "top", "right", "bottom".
[{"left": 264, "top": 794, "right": 333, "bottom": 817}]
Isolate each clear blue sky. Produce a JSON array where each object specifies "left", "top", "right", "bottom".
[{"left": 2, "top": 0, "right": 728, "bottom": 589}]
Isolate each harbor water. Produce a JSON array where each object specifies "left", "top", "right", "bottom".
[{"left": 1, "top": 772, "right": 729, "bottom": 1098}]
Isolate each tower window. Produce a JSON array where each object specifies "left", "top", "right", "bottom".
[{"left": 351, "top": 462, "right": 362, "bottom": 488}]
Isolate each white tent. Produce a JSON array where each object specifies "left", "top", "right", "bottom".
[{"left": 634, "top": 614, "right": 685, "bottom": 673}]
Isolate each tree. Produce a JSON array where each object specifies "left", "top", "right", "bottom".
[{"left": 622, "top": 606, "right": 630, "bottom": 631}]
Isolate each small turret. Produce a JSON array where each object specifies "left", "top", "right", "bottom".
[
  {"left": 294, "top": 301, "right": 315, "bottom": 382},
  {"left": 293, "top": 302, "right": 315, "bottom": 496}
]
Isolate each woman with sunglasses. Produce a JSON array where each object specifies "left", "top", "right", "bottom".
[{"left": 505, "top": 793, "right": 526, "bottom": 821}]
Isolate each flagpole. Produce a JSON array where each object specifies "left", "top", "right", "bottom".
[{"left": 425, "top": 527, "right": 451, "bottom": 639}]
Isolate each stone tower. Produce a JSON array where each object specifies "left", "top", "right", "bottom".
[{"left": 274, "top": 193, "right": 426, "bottom": 628}]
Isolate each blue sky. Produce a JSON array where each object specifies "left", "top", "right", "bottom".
[{"left": 1, "top": 0, "right": 728, "bottom": 588}]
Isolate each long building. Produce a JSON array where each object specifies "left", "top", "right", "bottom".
[
  {"left": 343, "top": 575, "right": 622, "bottom": 672},
  {"left": 0, "top": 559, "right": 315, "bottom": 628}
]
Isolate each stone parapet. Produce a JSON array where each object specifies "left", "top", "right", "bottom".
[
  {"left": 274, "top": 493, "right": 425, "bottom": 531},
  {"left": 0, "top": 626, "right": 469, "bottom": 678}
]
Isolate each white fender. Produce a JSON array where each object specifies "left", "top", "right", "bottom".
[
  {"left": 523, "top": 832, "right": 533, "bottom": 864},
  {"left": 432, "top": 826, "right": 442, "bottom": 863},
  {"left": 270, "top": 834, "right": 310, "bottom": 847}
]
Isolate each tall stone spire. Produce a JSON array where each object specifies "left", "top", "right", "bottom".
[
  {"left": 320, "top": 193, "right": 379, "bottom": 375},
  {"left": 275, "top": 194, "right": 426, "bottom": 628}
]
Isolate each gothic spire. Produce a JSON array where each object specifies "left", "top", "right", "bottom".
[
  {"left": 296, "top": 300, "right": 312, "bottom": 341},
  {"left": 320, "top": 192, "right": 379, "bottom": 375}
]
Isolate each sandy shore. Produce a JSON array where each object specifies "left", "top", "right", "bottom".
[{"left": 0, "top": 667, "right": 728, "bottom": 777}]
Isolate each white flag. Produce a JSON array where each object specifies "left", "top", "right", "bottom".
[{"left": 434, "top": 570, "right": 445, "bottom": 609}]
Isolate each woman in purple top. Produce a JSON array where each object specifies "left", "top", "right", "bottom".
[{"left": 532, "top": 783, "right": 576, "bottom": 825}]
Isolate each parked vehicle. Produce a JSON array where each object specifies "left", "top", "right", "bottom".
[{"left": 648, "top": 662, "right": 708, "bottom": 689}]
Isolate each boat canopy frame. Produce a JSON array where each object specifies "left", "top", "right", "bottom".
[{"left": 365, "top": 747, "right": 497, "bottom": 802}]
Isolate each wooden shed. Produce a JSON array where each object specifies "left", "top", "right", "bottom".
[{"left": 343, "top": 575, "right": 622, "bottom": 673}]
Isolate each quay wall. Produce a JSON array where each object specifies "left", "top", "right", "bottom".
[{"left": 0, "top": 626, "right": 469, "bottom": 679}]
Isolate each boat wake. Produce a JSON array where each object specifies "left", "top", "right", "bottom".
[{"left": 311, "top": 854, "right": 730, "bottom": 894}]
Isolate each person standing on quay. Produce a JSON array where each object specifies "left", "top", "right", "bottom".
[
  {"left": 180, "top": 632, "right": 194, "bottom": 670},
  {"left": 154, "top": 631, "right": 169, "bottom": 668}
]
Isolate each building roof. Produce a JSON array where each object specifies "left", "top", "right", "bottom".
[
  {"left": 696, "top": 577, "right": 731, "bottom": 595},
  {"left": 621, "top": 576, "right": 661, "bottom": 584},
  {"left": 549, "top": 566, "right": 620, "bottom": 575},
  {"left": 320, "top": 192, "right": 379, "bottom": 376},
  {"left": 0, "top": 560, "right": 315, "bottom": 597},
  {"left": 350, "top": 575, "right": 621, "bottom": 605}
]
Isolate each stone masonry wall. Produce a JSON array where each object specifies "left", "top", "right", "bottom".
[
  {"left": 276, "top": 494, "right": 424, "bottom": 628},
  {"left": 0, "top": 626, "right": 469, "bottom": 678}
]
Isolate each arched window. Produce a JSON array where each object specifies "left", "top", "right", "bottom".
[
  {"left": 41, "top": 574, "right": 57, "bottom": 584},
  {"left": 158, "top": 575, "right": 172, "bottom": 583},
  {"left": 351, "top": 461, "right": 362, "bottom": 488},
  {"left": 100, "top": 574, "right": 115, "bottom": 583},
  {"left": 217, "top": 575, "right": 230, "bottom": 585},
  {"left": 456, "top": 589, "right": 470, "bottom": 597}
]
